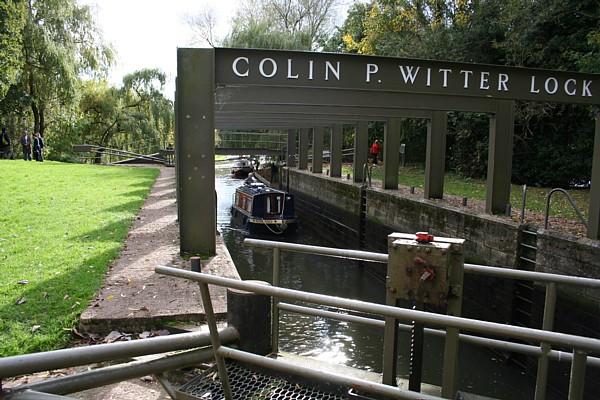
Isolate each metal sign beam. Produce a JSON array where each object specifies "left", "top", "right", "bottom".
[{"left": 215, "top": 48, "right": 599, "bottom": 105}]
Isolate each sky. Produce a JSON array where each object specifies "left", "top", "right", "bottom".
[{"left": 78, "top": 0, "right": 354, "bottom": 99}]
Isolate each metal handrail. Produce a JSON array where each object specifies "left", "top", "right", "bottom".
[
  {"left": 244, "top": 236, "right": 600, "bottom": 400},
  {"left": 276, "top": 302, "right": 600, "bottom": 368},
  {"left": 244, "top": 238, "right": 600, "bottom": 288},
  {"left": 362, "top": 163, "right": 372, "bottom": 187},
  {"left": 155, "top": 267, "right": 600, "bottom": 400},
  {"left": 544, "top": 188, "right": 587, "bottom": 229},
  {"left": 520, "top": 184, "right": 527, "bottom": 224},
  {"left": 0, "top": 327, "right": 238, "bottom": 379}
]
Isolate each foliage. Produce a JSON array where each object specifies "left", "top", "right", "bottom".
[
  {"left": 332, "top": 0, "right": 600, "bottom": 187},
  {"left": 221, "top": 0, "right": 338, "bottom": 50},
  {"left": 0, "top": 1, "right": 26, "bottom": 100},
  {"left": 0, "top": 161, "right": 158, "bottom": 356},
  {"left": 20, "top": 0, "right": 113, "bottom": 135}
]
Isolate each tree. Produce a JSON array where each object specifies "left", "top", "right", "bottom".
[
  {"left": 206, "top": 0, "right": 338, "bottom": 50},
  {"left": 66, "top": 69, "right": 173, "bottom": 163},
  {"left": 0, "top": 1, "right": 26, "bottom": 100},
  {"left": 20, "top": 0, "right": 112, "bottom": 136}
]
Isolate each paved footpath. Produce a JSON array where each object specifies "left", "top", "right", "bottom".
[{"left": 80, "top": 166, "right": 240, "bottom": 334}]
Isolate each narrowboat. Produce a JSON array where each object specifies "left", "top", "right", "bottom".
[
  {"left": 231, "top": 181, "right": 297, "bottom": 234},
  {"left": 231, "top": 158, "right": 254, "bottom": 178}
]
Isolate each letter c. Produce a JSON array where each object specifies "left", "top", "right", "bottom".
[{"left": 232, "top": 57, "right": 249, "bottom": 77}]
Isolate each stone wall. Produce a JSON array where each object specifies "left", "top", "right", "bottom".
[
  {"left": 284, "top": 168, "right": 600, "bottom": 331},
  {"left": 536, "top": 229, "right": 600, "bottom": 337}
]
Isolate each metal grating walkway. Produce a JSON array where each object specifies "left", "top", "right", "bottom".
[{"left": 177, "top": 361, "right": 350, "bottom": 400}]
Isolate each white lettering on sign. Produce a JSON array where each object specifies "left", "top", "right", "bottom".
[
  {"left": 399, "top": 65, "right": 420, "bottom": 84},
  {"left": 582, "top": 80, "right": 592, "bottom": 97},
  {"left": 325, "top": 61, "right": 340, "bottom": 81},
  {"left": 232, "top": 57, "right": 249, "bottom": 77},
  {"left": 460, "top": 70, "right": 473, "bottom": 89},
  {"left": 366, "top": 63, "right": 379, "bottom": 83},
  {"left": 498, "top": 73, "right": 509, "bottom": 91},
  {"left": 227, "top": 55, "right": 595, "bottom": 101},
  {"left": 439, "top": 69, "right": 452, "bottom": 88},
  {"left": 530, "top": 76, "right": 540, "bottom": 94},
  {"left": 545, "top": 77, "right": 558, "bottom": 94},
  {"left": 287, "top": 59, "right": 298, "bottom": 79},
  {"left": 480, "top": 71, "right": 490, "bottom": 90},
  {"left": 564, "top": 79, "right": 577, "bottom": 96},
  {"left": 259, "top": 58, "right": 277, "bottom": 78}
]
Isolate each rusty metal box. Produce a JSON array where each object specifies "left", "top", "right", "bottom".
[{"left": 387, "top": 238, "right": 452, "bottom": 306}]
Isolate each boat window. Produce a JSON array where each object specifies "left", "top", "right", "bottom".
[
  {"left": 267, "top": 194, "right": 282, "bottom": 214},
  {"left": 246, "top": 198, "right": 252, "bottom": 212}
]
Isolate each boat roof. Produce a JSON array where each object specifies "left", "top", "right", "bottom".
[{"left": 236, "top": 183, "right": 287, "bottom": 197}]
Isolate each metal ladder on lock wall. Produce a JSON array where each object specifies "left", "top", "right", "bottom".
[{"left": 511, "top": 228, "right": 538, "bottom": 330}]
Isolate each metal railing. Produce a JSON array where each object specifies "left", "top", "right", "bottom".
[
  {"left": 243, "top": 237, "right": 600, "bottom": 400},
  {"left": 156, "top": 266, "right": 600, "bottom": 400},
  {"left": 544, "top": 188, "right": 587, "bottom": 230},
  {"left": 0, "top": 328, "right": 238, "bottom": 397}
]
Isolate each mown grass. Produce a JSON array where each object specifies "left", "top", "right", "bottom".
[
  {"left": 342, "top": 165, "right": 590, "bottom": 221},
  {"left": 0, "top": 161, "right": 159, "bottom": 356}
]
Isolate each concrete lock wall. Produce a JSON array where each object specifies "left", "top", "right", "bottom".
[
  {"left": 283, "top": 168, "right": 600, "bottom": 331},
  {"left": 536, "top": 230, "right": 600, "bottom": 337}
]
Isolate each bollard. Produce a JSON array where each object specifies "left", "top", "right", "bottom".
[
  {"left": 347, "top": 173, "right": 351, "bottom": 180},
  {"left": 227, "top": 281, "right": 272, "bottom": 355},
  {"left": 410, "top": 186, "right": 415, "bottom": 194},
  {"left": 462, "top": 197, "right": 468, "bottom": 206}
]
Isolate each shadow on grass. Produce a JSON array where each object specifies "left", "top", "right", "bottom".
[
  {"left": 102, "top": 200, "right": 146, "bottom": 214},
  {"left": 0, "top": 249, "right": 120, "bottom": 356},
  {"left": 72, "top": 219, "right": 135, "bottom": 243}
]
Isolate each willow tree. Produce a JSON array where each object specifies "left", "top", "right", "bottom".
[
  {"left": 74, "top": 69, "right": 173, "bottom": 162},
  {"left": 21, "top": 0, "right": 112, "bottom": 136},
  {"left": 0, "top": 1, "right": 26, "bottom": 101}
]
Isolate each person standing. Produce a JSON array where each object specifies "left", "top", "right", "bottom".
[
  {"left": 0, "top": 127, "right": 11, "bottom": 159},
  {"left": 33, "top": 132, "right": 44, "bottom": 162},
  {"left": 370, "top": 139, "right": 381, "bottom": 165},
  {"left": 20, "top": 131, "right": 32, "bottom": 161}
]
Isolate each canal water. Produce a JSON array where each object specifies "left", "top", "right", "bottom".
[{"left": 215, "top": 165, "right": 561, "bottom": 399}]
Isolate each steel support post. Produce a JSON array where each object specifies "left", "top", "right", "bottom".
[
  {"left": 534, "top": 282, "right": 557, "bottom": 400},
  {"left": 382, "top": 298, "right": 399, "bottom": 386},
  {"left": 198, "top": 281, "right": 233, "bottom": 400},
  {"left": 408, "top": 303, "right": 424, "bottom": 392},
  {"left": 287, "top": 129, "right": 297, "bottom": 168},
  {"left": 441, "top": 241, "right": 465, "bottom": 399},
  {"left": 298, "top": 128, "right": 309, "bottom": 170},
  {"left": 354, "top": 121, "right": 369, "bottom": 183},
  {"left": 425, "top": 111, "right": 447, "bottom": 199},
  {"left": 313, "top": 126, "right": 324, "bottom": 173},
  {"left": 486, "top": 100, "right": 515, "bottom": 214},
  {"left": 383, "top": 118, "right": 402, "bottom": 190},
  {"left": 272, "top": 248, "right": 281, "bottom": 353},
  {"left": 330, "top": 124, "right": 343, "bottom": 177},
  {"left": 587, "top": 112, "right": 600, "bottom": 239},
  {"left": 176, "top": 48, "right": 216, "bottom": 255},
  {"left": 568, "top": 350, "right": 587, "bottom": 400}
]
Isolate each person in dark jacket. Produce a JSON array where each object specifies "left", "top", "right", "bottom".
[
  {"left": 33, "top": 132, "right": 44, "bottom": 162},
  {"left": 20, "top": 131, "right": 32, "bottom": 161},
  {"left": 0, "top": 127, "right": 11, "bottom": 159}
]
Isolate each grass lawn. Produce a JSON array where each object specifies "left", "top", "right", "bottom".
[
  {"left": 342, "top": 165, "right": 590, "bottom": 221},
  {"left": 0, "top": 161, "right": 159, "bottom": 356}
]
